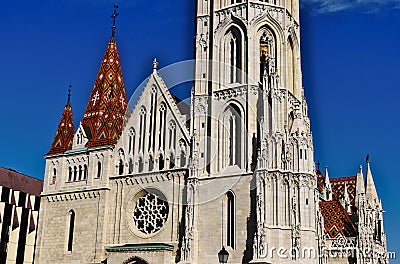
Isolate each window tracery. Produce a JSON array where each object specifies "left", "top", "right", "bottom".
[{"left": 132, "top": 192, "right": 169, "bottom": 235}]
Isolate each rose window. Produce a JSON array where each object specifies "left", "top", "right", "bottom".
[{"left": 133, "top": 192, "right": 169, "bottom": 235}]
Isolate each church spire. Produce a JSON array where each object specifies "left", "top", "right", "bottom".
[
  {"left": 47, "top": 86, "right": 75, "bottom": 155},
  {"left": 81, "top": 6, "right": 128, "bottom": 148},
  {"left": 324, "top": 166, "right": 332, "bottom": 201},
  {"left": 365, "top": 155, "right": 379, "bottom": 206},
  {"left": 355, "top": 165, "right": 365, "bottom": 206}
]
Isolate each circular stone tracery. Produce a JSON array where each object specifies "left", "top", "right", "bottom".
[{"left": 133, "top": 192, "right": 169, "bottom": 235}]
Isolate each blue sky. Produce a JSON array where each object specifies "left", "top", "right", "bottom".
[{"left": 0, "top": 0, "right": 398, "bottom": 260}]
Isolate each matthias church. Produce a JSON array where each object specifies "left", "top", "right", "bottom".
[{"left": 34, "top": 1, "right": 388, "bottom": 263}]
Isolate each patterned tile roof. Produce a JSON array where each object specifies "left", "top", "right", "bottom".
[
  {"left": 331, "top": 176, "right": 356, "bottom": 206},
  {"left": 82, "top": 37, "right": 128, "bottom": 148},
  {"left": 47, "top": 95, "right": 75, "bottom": 155},
  {"left": 320, "top": 201, "right": 357, "bottom": 239}
]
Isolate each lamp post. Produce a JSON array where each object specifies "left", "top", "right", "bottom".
[{"left": 218, "top": 246, "right": 229, "bottom": 263}]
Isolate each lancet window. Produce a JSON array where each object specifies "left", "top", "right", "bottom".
[
  {"left": 149, "top": 87, "right": 157, "bottom": 152},
  {"left": 96, "top": 161, "right": 102, "bottom": 178},
  {"left": 222, "top": 104, "right": 242, "bottom": 168},
  {"left": 226, "top": 191, "right": 235, "bottom": 248},
  {"left": 225, "top": 27, "right": 242, "bottom": 84},
  {"left": 288, "top": 38, "right": 296, "bottom": 95},
  {"left": 128, "top": 128, "right": 135, "bottom": 155},
  {"left": 259, "top": 30, "right": 275, "bottom": 82},
  {"left": 169, "top": 121, "right": 176, "bottom": 151},
  {"left": 67, "top": 210, "right": 75, "bottom": 252},
  {"left": 159, "top": 103, "right": 166, "bottom": 150},
  {"left": 139, "top": 107, "right": 147, "bottom": 154}
]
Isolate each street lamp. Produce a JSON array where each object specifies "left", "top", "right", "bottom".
[{"left": 218, "top": 246, "right": 229, "bottom": 263}]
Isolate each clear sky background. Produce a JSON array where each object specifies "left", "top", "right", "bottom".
[{"left": 0, "top": 0, "right": 398, "bottom": 260}]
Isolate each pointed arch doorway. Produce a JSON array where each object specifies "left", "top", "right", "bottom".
[{"left": 123, "top": 257, "right": 149, "bottom": 264}]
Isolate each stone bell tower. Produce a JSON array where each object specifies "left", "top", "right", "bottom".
[{"left": 186, "top": 0, "right": 317, "bottom": 263}]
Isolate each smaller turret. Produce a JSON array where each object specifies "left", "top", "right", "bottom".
[{"left": 47, "top": 86, "right": 75, "bottom": 155}]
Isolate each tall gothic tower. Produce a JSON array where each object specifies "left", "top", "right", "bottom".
[{"left": 187, "top": 0, "right": 317, "bottom": 263}]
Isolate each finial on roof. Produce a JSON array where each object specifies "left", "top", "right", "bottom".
[
  {"left": 67, "top": 84, "right": 72, "bottom": 104},
  {"left": 152, "top": 58, "right": 159, "bottom": 73},
  {"left": 366, "top": 154, "right": 370, "bottom": 163},
  {"left": 111, "top": 4, "right": 119, "bottom": 38}
]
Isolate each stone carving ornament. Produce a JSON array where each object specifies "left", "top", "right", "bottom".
[{"left": 133, "top": 192, "right": 169, "bottom": 235}]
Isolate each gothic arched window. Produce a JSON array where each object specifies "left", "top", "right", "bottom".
[
  {"left": 78, "top": 165, "right": 83, "bottom": 181},
  {"left": 67, "top": 210, "right": 75, "bottom": 252},
  {"left": 68, "top": 167, "right": 72, "bottom": 182},
  {"left": 180, "top": 151, "right": 186, "bottom": 167},
  {"left": 139, "top": 107, "right": 147, "bottom": 153},
  {"left": 128, "top": 128, "right": 135, "bottom": 154},
  {"left": 226, "top": 191, "right": 235, "bottom": 248},
  {"left": 159, "top": 103, "right": 167, "bottom": 150},
  {"left": 169, "top": 153, "right": 175, "bottom": 169},
  {"left": 128, "top": 158, "right": 134, "bottom": 174},
  {"left": 118, "top": 160, "right": 124, "bottom": 175},
  {"left": 288, "top": 38, "right": 296, "bottom": 95},
  {"left": 225, "top": 27, "right": 242, "bottom": 84},
  {"left": 169, "top": 120, "right": 176, "bottom": 150},
  {"left": 138, "top": 157, "right": 144, "bottom": 173},
  {"left": 259, "top": 30, "right": 275, "bottom": 82},
  {"left": 149, "top": 87, "right": 157, "bottom": 152},
  {"left": 223, "top": 104, "right": 242, "bottom": 168},
  {"left": 73, "top": 166, "right": 77, "bottom": 181},
  {"left": 52, "top": 168, "right": 57, "bottom": 184},
  {"left": 159, "top": 154, "right": 165, "bottom": 170},
  {"left": 76, "top": 131, "right": 83, "bottom": 145},
  {"left": 96, "top": 161, "right": 102, "bottom": 178},
  {"left": 149, "top": 155, "right": 154, "bottom": 171},
  {"left": 179, "top": 140, "right": 187, "bottom": 167}
]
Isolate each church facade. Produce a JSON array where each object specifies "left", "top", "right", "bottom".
[{"left": 34, "top": 1, "right": 388, "bottom": 264}]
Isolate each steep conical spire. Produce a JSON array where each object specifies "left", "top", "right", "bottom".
[
  {"left": 365, "top": 155, "right": 379, "bottom": 206},
  {"left": 81, "top": 14, "right": 128, "bottom": 148},
  {"left": 355, "top": 165, "right": 365, "bottom": 206},
  {"left": 47, "top": 86, "right": 75, "bottom": 155},
  {"left": 324, "top": 166, "right": 332, "bottom": 201}
]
